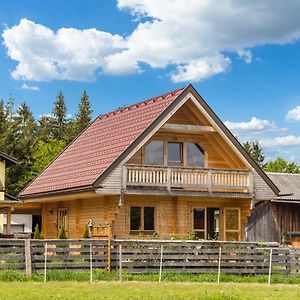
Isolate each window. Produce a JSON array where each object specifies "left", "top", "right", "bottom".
[
  {"left": 193, "top": 208, "right": 205, "bottom": 239},
  {"left": 187, "top": 143, "right": 204, "bottom": 167},
  {"left": 145, "top": 141, "right": 164, "bottom": 165},
  {"left": 130, "top": 206, "right": 155, "bottom": 232},
  {"left": 168, "top": 142, "right": 183, "bottom": 166},
  {"left": 130, "top": 207, "right": 141, "bottom": 231},
  {"left": 193, "top": 207, "right": 220, "bottom": 240}
]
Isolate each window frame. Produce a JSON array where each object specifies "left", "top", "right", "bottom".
[
  {"left": 143, "top": 139, "right": 206, "bottom": 168},
  {"left": 129, "top": 206, "right": 155, "bottom": 234},
  {"left": 167, "top": 142, "right": 183, "bottom": 166},
  {"left": 144, "top": 140, "right": 164, "bottom": 165}
]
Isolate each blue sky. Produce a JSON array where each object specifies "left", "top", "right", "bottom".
[{"left": 1, "top": 1, "right": 300, "bottom": 162}]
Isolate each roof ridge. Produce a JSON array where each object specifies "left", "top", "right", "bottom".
[
  {"left": 266, "top": 171, "right": 300, "bottom": 176},
  {"left": 98, "top": 86, "right": 186, "bottom": 120}
]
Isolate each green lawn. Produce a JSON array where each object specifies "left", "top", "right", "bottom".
[{"left": 0, "top": 281, "right": 299, "bottom": 300}]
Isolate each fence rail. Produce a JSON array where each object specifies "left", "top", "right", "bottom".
[{"left": 0, "top": 239, "right": 299, "bottom": 276}]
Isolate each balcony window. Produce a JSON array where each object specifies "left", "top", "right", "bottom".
[
  {"left": 145, "top": 140, "right": 164, "bottom": 165},
  {"left": 130, "top": 206, "right": 155, "bottom": 232},
  {"left": 168, "top": 142, "right": 183, "bottom": 166},
  {"left": 187, "top": 143, "right": 204, "bottom": 167}
]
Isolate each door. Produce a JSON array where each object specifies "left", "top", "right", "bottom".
[
  {"left": 224, "top": 208, "right": 241, "bottom": 241},
  {"left": 193, "top": 207, "right": 220, "bottom": 240}
]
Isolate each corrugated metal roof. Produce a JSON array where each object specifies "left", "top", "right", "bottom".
[
  {"left": 20, "top": 87, "right": 186, "bottom": 196},
  {"left": 266, "top": 172, "right": 300, "bottom": 201}
]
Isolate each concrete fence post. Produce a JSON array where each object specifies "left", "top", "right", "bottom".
[{"left": 24, "top": 239, "right": 32, "bottom": 276}]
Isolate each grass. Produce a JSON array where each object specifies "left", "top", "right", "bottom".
[
  {"left": 0, "top": 281, "right": 299, "bottom": 300},
  {"left": 0, "top": 269, "right": 299, "bottom": 284}
]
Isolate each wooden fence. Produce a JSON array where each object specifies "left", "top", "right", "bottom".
[{"left": 0, "top": 239, "right": 299, "bottom": 276}]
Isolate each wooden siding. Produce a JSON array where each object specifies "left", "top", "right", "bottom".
[
  {"left": 246, "top": 201, "right": 300, "bottom": 243},
  {"left": 41, "top": 194, "right": 251, "bottom": 241}
]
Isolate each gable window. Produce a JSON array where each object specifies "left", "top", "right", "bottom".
[
  {"left": 168, "top": 142, "right": 183, "bottom": 166},
  {"left": 130, "top": 206, "right": 155, "bottom": 232},
  {"left": 187, "top": 143, "right": 205, "bottom": 167},
  {"left": 145, "top": 141, "right": 164, "bottom": 165}
]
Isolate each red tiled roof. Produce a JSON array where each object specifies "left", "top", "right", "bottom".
[{"left": 20, "top": 87, "right": 186, "bottom": 196}]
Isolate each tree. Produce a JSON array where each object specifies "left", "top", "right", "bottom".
[
  {"left": 30, "top": 139, "right": 66, "bottom": 179},
  {"left": 52, "top": 91, "right": 67, "bottom": 140},
  {"left": 243, "top": 141, "right": 265, "bottom": 166},
  {"left": 75, "top": 90, "right": 92, "bottom": 134},
  {"left": 4, "top": 102, "right": 37, "bottom": 195},
  {"left": 263, "top": 157, "right": 300, "bottom": 173}
]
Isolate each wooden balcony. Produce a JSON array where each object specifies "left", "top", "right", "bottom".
[{"left": 123, "top": 165, "right": 253, "bottom": 194}]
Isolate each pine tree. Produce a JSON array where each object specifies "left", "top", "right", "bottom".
[
  {"left": 243, "top": 141, "right": 265, "bottom": 167},
  {"left": 75, "top": 90, "right": 92, "bottom": 134},
  {"left": 52, "top": 91, "right": 67, "bottom": 140},
  {"left": 5, "top": 102, "right": 37, "bottom": 195}
]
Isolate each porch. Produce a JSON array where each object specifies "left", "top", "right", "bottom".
[{"left": 123, "top": 165, "right": 253, "bottom": 195}]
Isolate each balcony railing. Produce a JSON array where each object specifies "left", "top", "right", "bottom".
[{"left": 123, "top": 165, "right": 253, "bottom": 194}]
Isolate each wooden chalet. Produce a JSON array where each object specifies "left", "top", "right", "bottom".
[{"left": 18, "top": 85, "right": 283, "bottom": 241}]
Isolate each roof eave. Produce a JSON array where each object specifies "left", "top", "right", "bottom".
[{"left": 19, "top": 185, "right": 95, "bottom": 201}]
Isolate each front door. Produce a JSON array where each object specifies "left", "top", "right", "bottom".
[{"left": 193, "top": 207, "right": 220, "bottom": 240}]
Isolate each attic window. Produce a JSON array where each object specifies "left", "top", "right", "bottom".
[
  {"left": 187, "top": 143, "right": 205, "bottom": 167},
  {"left": 145, "top": 140, "right": 164, "bottom": 165}
]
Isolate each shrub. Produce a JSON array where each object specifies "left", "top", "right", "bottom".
[
  {"left": 33, "top": 224, "right": 43, "bottom": 239},
  {"left": 83, "top": 225, "right": 90, "bottom": 239},
  {"left": 58, "top": 226, "right": 67, "bottom": 239}
]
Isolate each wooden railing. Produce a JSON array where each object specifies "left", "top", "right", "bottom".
[{"left": 124, "top": 165, "right": 253, "bottom": 193}]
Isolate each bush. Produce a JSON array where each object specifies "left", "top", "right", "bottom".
[
  {"left": 33, "top": 224, "right": 43, "bottom": 239},
  {"left": 83, "top": 225, "right": 90, "bottom": 239},
  {"left": 58, "top": 226, "right": 67, "bottom": 239}
]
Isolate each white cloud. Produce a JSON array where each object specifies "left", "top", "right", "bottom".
[
  {"left": 260, "top": 135, "right": 300, "bottom": 148},
  {"left": 237, "top": 49, "right": 252, "bottom": 64},
  {"left": 224, "top": 117, "right": 283, "bottom": 133},
  {"left": 286, "top": 106, "right": 300, "bottom": 121},
  {"left": 21, "top": 83, "right": 40, "bottom": 90},
  {"left": 2, "top": 19, "right": 126, "bottom": 81},
  {"left": 3, "top": 1, "right": 300, "bottom": 82}
]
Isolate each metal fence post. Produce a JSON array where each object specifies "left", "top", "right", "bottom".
[
  {"left": 268, "top": 248, "right": 273, "bottom": 285},
  {"left": 217, "top": 246, "right": 222, "bottom": 283},
  {"left": 119, "top": 244, "right": 122, "bottom": 284},
  {"left": 24, "top": 239, "right": 32, "bottom": 276},
  {"left": 90, "top": 243, "right": 93, "bottom": 283},
  {"left": 159, "top": 245, "right": 164, "bottom": 283},
  {"left": 44, "top": 242, "right": 48, "bottom": 283}
]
